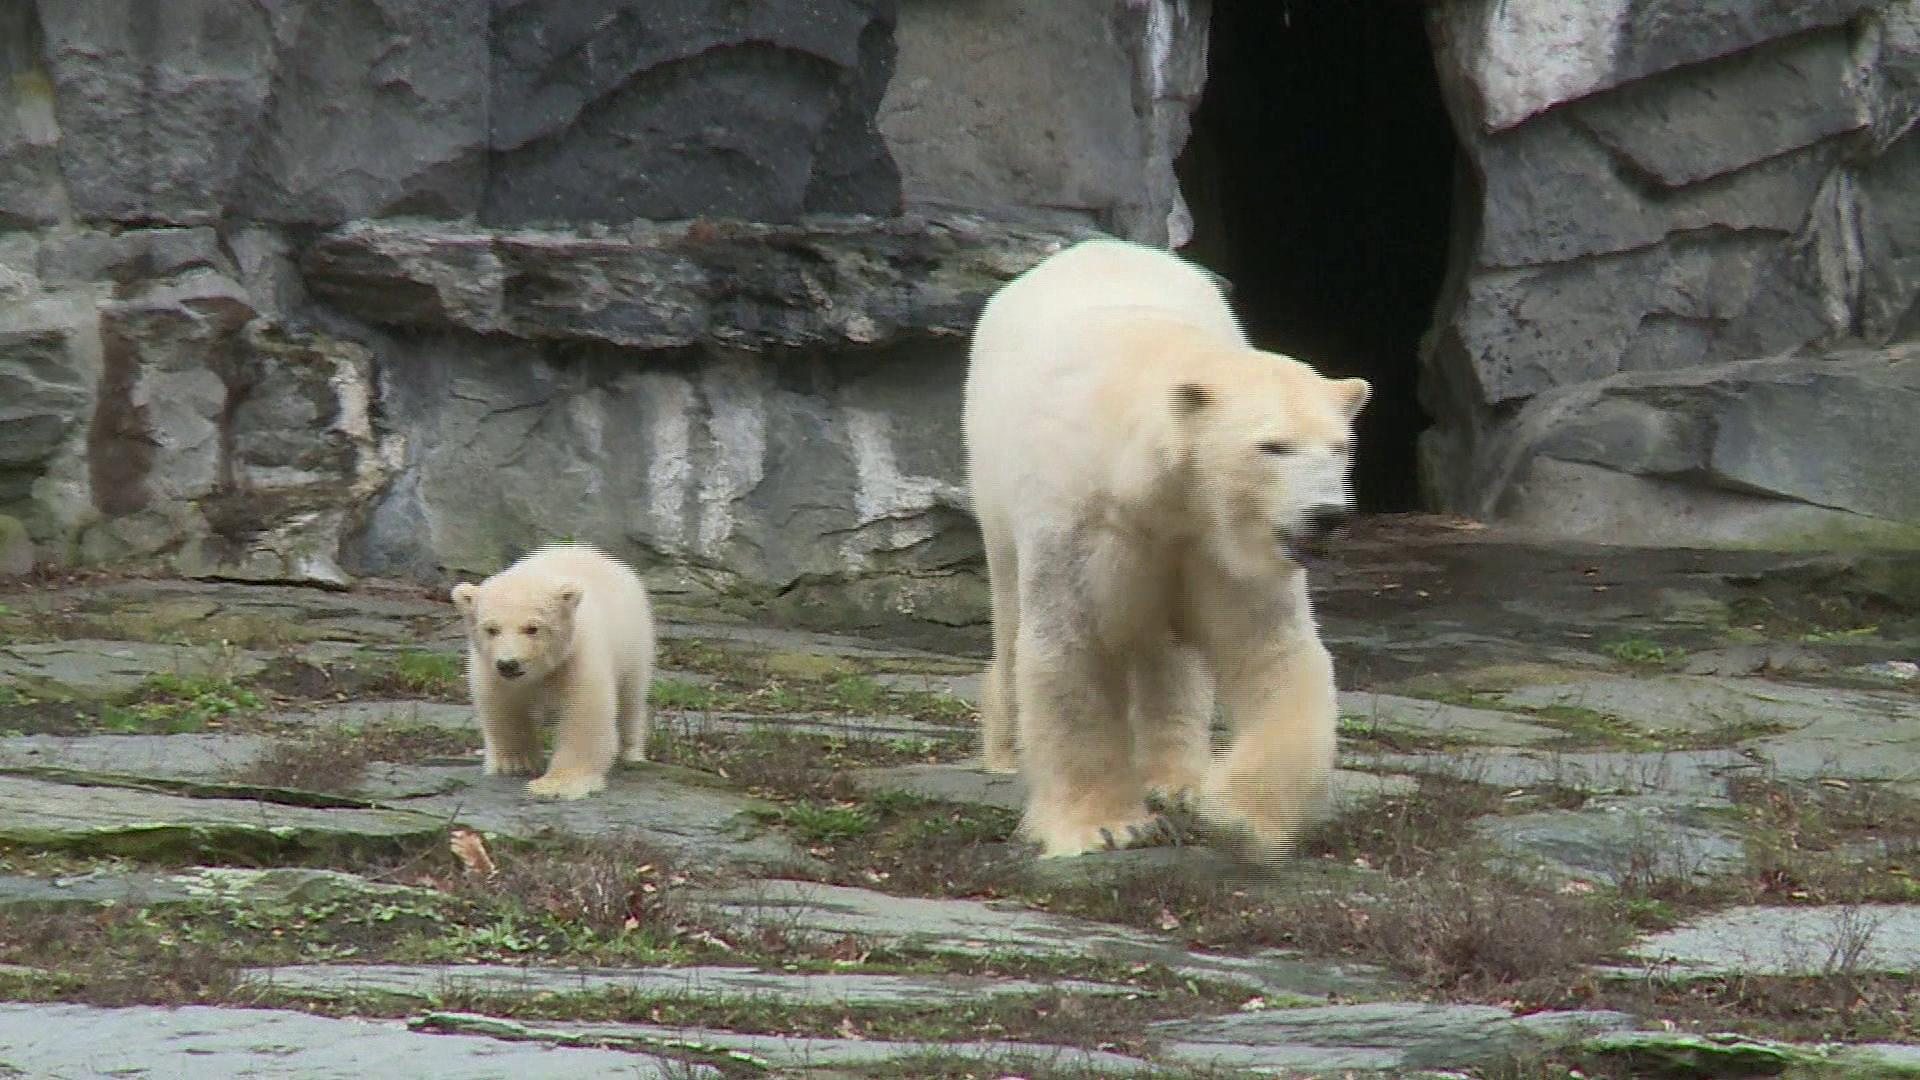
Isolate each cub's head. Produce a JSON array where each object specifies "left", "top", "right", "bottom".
[
  {"left": 450, "top": 574, "right": 583, "bottom": 682},
  {"left": 1174, "top": 357, "right": 1370, "bottom": 576}
]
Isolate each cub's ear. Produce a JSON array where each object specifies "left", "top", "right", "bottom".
[
  {"left": 1172, "top": 382, "right": 1212, "bottom": 417},
  {"left": 1334, "top": 378, "right": 1371, "bottom": 421},
  {"left": 554, "top": 581, "right": 584, "bottom": 614},
  {"left": 450, "top": 583, "right": 477, "bottom": 613}
]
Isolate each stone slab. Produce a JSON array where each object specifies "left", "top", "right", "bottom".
[
  {"left": 418, "top": 1011, "right": 1159, "bottom": 1074},
  {"left": 0, "top": 1002, "right": 708, "bottom": 1078},
  {"left": 1474, "top": 795, "right": 1748, "bottom": 887},
  {"left": 0, "top": 774, "right": 444, "bottom": 860},
  {"left": 1153, "top": 1001, "right": 1638, "bottom": 1073},
  {"left": 686, "top": 879, "right": 1392, "bottom": 1000},
  {"left": 1622, "top": 904, "right": 1920, "bottom": 978},
  {"left": 241, "top": 962, "right": 1134, "bottom": 1008},
  {"left": 0, "top": 640, "right": 265, "bottom": 698}
]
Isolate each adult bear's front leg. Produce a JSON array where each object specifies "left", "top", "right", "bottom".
[
  {"left": 1013, "top": 613, "right": 1168, "bottom": 858},
  {"left": 1194, "top": 633, "right": 1339, "bottom": 864}
]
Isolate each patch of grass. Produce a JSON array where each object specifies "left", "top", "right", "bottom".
[
  {"left": 826, "top": 674, "right": 886, "bottom": 711},
  {"left": 1602, "top": 637, "right": 1681, "bottom": 667},
  {"left": 386, "top": 650, "right": 464, "bottom": 695},
  {"left": 1731, "top": 776, "right": 1920, "bottom": 905},
  {"left": 231, "top": 723, "right": 477, "bottom": 795},
  {"left": 98, "top": 673, "right": 265, "bottom": 734},
  {"left": 767, "top": 802, "right": 878, "bottom": 846}
]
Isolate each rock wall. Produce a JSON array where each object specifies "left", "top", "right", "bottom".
[
  {"left": 1424, "top": 0, "right": 1920, "bottom": 547},
  {"left": 0, "top": 0, "right": 1098, "bottom": 629},
  {"left": 7, "top": 0, "right": 1920, "bottom": 631}
]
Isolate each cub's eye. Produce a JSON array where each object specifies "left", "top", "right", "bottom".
[
  {"left": 1333, "top": 441, "right": 1354, "bottom": 456},
  {"left": 522, "top": 625, "right": 540, "bottom": 636},
  {"left": 1258, "top": 440, "right": 1297, "bottom": 456},
  {"left": 483, "top": 626, "right": 500, "bottom": 638}
]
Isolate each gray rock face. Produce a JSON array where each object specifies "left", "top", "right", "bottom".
[
  {"left": 9, "top": 0, "right": 899, "bottom": 229},
  {"left": 1424, "top": 0, "right": 1920, "bottom": 544},
  {"left": 878, "top": 0, "right": 1208, "bottom": 244},
  {"left": 487, "top": 0, "right": 900, "bottom": 225}
]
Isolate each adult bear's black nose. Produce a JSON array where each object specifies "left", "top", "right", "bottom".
[
  {"left": 495, "top": 657, "right": 524, "bottom": 679},
  {"left": 1302, "top": 504, "right": 1352, "bottom": 542}
]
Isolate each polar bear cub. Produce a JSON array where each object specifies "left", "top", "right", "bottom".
[
  {"left": 962, "top": 238, "right": 1370, "bottom": 861},
  {"left": 451, "top": 543, "right": 657, "bottom": 800}
]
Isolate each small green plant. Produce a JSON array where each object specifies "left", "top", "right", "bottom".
[
  {"left": 99, "top": 673, "right": 264, "bottom": 733},
  {"left": 1802, "top": 625, "right": 1879, "bottom": 643},
  {"left": 1602, "top": 637, "right": 1678, "bottom": 667},
  {"left": 651, "top": 679, "right": 720, "bottom": 711},
  {"left": 773, "top": 802, "right": 877, "bottom": 845},
  {"left": 827, "top": 674, "right": 885, "bottom": 712},
  {"left": 388, "top": 650, "right": 463, "bottom": 694}
]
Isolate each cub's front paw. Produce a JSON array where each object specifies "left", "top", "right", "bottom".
[{"left": 526, "top": 768, "right": 608, "bottom": 800}]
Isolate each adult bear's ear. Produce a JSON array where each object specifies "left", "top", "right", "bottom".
[
  {"left": 554, "top": 581, "right": 583, "bottom": 615},
  {"left": 1334, "top": 378, "right": 1371, "bottom": 421},
  {"left": 1173, "top": 382, "right": 1212, "bottom": 416}
]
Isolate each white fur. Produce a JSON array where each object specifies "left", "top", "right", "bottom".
[
  {"left": 962, "top": 238, "right": 1370, "bottom": 860},
  {"left": 451, "top": 543, "right": 657, "bottom": 800}
]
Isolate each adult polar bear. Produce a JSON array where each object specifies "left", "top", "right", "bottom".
[{"left": 962, "top": 238, "right": 1370, "bottom": 861}]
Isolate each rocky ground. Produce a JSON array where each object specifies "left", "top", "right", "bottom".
[{"left": 0, "top": 516, "right": 1916, "bottom": 1078}]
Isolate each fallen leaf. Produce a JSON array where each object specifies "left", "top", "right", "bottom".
[{"left": 449, "top": 829, "right": 495, "bottom": 877}]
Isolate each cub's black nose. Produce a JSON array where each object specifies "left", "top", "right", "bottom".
[{"left": 495, "top": 657, "right": 524, "bottom": 678}]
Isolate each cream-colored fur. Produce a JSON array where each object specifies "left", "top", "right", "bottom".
[
  {"left": 961, "top": 238, "right": 1370, "bottom": 861},
  {"left": 451, "top": 543, "right": 657, "bottom": 800}
]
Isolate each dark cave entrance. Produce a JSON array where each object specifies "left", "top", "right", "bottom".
[{"left": 1175, "top": 0, "right": 1458, "bottom": 512}]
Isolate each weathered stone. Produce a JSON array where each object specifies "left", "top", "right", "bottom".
[
  {"left": 687, "top": 879, "right": 1393, "bottom": 999},
  {"left": 38, "top": 1, "right": 277, "bottom": 225},
  {"left": 880, "top": 0, "right": 1144, "bottom": 231},
  {"left": 418, "top": 1012, "right": 1160, "bottom": 1075},
  {"left": 1355, "top": 748, "right": 1750, "bottom": 800},
  {"left": 666, "top": 710, "right": 968, "bottom": 744},
  {"left": 241, "top": 962, "right": 1134, "bottom": 1008},
  {"left": 1859, "top": 128, "right": 1920, "bottom": 341},
  {"left": 0, "top": 1003, "right": 709, "bottom": 1078},
  {"left": 848, "top": 761, "right": 1416, "bottom": 819},
  {"left": 0, "top": 4, "right": 65, "bottom": 226},
  {"left": 1474, "top": 116, "right": 1841, "bottom": 267},
  {"left": 1622, "top": 904, "right": 1920, "bottom": 978},
  {"left": 485, "top": 0, "right": 899, "bottom": 226},
  {"left": 342, "top": 320, "right": 982, "bottom": 614},
  {"left": 0, "top": 315, "right": 92, "bottom": 519},
  {"left": 302, "top": 213, "right": 1090, "bottom": 352},
  {"left": 1493, "top": 675, "right": 1918, "bottom": 735},
  {"left": 1340, "top": 690, "right": 1561, "bottom": 746},
  {"left": 0, "top": 639, "right": 265, "bottom": 698},
  {"left": 390, "top": 763, "right": 814, "bottom": 873},
  {"left": 235, "top": 0, "right": 488, "bottom": 224},
  {"left": 1153, "top": 1001, "right": 1637, "bottom": 1073},
  {"left": 34, "top": 227, "right": 228, "bottom": 288},
  {"left": 0, "top": 733, "right": 465, "bottom": 801},
  {"left": 1466, "top": 346, "right": 1920, "bottom": 545},
  {"left": 1475, "top": 795, "right": 1748, "bottom": 887},
  {"left": 1431, "top": 0, "right": 1876, "bottom": 132},
  {"left": 0, "top": 514, "right": 30, "bottom": 575},
  {"left": 0, "top": 866, "right": 437, "bottom": 913},
  {"left": 71, "top": 278, "right": 397, "bottom": 585},
  {"left": 0, "top": 774, "right": 445, "bottom": 860},
  {"left": 1574, "top": 28, "right": 1868, "bottom": 188},
  {"left": 1579, "top": 1031, "right": 1820, "bottom": 1075}
]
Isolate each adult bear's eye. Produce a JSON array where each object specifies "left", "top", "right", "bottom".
[
  {"left": 1258, "top": 440, "right": 1296, "bottom": 456},
  {"left": 484, "top": 626, "right": 500, "bottom": 637},
  {"left": 523, "top": 625, "right": 540, "bottom": 635}
]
